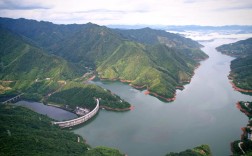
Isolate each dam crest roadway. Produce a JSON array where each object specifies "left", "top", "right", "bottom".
[{"left": 53, "top": 99, "right": 99, "bottom": 128}]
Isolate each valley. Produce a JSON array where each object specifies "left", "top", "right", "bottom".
[
  {"left": 0, "top": 17, "right": 208, "bottom": 101},
  {"left": 1, "top": 17, "right": 252, "bottom": 156}
]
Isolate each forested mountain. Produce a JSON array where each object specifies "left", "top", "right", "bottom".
[
  {"left": 51, "top": 24, "right": 204, "bottom": 99},
  {"left": 166, "top": 144, "right": 212, "bottom": 156},
  {"left": 96, "top": 42, "right": 197, "bottom": 99},
  {"left": 216, "top": 38, "right": 252, "bottom": 57},
  {"left": 0, "top": 27, "right": 84, "bottom": 98},
  {"left": 47, "top": 82, "right": 130, "bottom": 110},
  {"left": 216, "top": 38, "right": 252, "bottom": 91},
  {"left": 0, "top": 105, "right": 124, "bottom": 156},
  {"left": 0, "top": 17, "right": 208, "bottom": 100},
  {"left": 0, "top": 27, "right": 83, "bottom": 81},
  {"left": 0, "top": 26, "right": 130, "bottom": 110},
  {"left": 49, "top": 23, "right": 124, "bottom": 66},
  {"left": 230, "top": 56, "right": 252, "bottom": 91},
  {"left": 0, "top": 17, "right": 210, "bottom": 155},
  {"left": 0, "top": 17, "right": 82, "bottom": 48},
  {"left": 114, "top": 27, "right": 202, "bottom": 48},
  {"left": 115, "top": 28, "right": 208, "bottom": 61}
]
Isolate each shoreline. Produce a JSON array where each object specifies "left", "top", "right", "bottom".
[
  {"left": 46, "top": 103, "right": 78, "bottom": 115},
  {"left": 144, "top": 90, "right": 176, "bottom": 102},
  {"left": 97, "top": 61, "right": 204, "bottom": 102},
  {"left": 233, "top": 101, "right": 252, "bottom": 155},
  {"left": 236, "top": 101, "right": 252, "bottom": 117},
  {"left": 47, "top": 102, "right": 132, "bottom": 113},
  {"left": 100, "top": 105, "right": 134, "bottom": 111},
  {"left": 129, "top": 84, "right": 146, "bottom": 89},
  {"left": 236, "top": 102, "right": 251, "bottom": 117},
  {"left": 98, "top": 78, "right": 184, "bottom": 102},
  {"left": 88, "top": 75, "right": 96, "bottom": 81},
  {"left": 230, "top": 81, "right": 252, "bottom": 93},
  {"left": 228, "top": 73, "right": 252, "bottom": 93},
  {"left": 99, "top": 77, "right": 177, "bottom": 102}
]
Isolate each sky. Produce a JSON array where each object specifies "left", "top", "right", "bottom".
[{"left": 0, "top": 0, "right": 252, "bottom": 26}]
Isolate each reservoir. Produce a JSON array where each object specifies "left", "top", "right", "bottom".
[
  {"left": 15, "top": 101, "right": 77, "bottom": 121},
  {"left": 73, "top": 38, "right": 252, "bottom": 156}
]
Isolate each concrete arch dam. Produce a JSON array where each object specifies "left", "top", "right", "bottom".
[{"left": 53, "top": 99, "right": 99, "bottom": 128}]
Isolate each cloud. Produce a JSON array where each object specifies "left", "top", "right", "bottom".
[
  {"left": 215, "top": 5, "right": 252, "bottom": 11},
  {"left": 0, "top": 0, "right": 251, "bottom": 26},
  {"left": 0, "top": 0, "right": 51, "bottom": 10},
  {"left": 184, "top": 0, "right": 197, "bottom": 3},
  {"left": 73, "top": 9, "right": 149, "bottom": 14}
]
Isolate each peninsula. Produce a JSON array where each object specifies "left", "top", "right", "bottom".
[
  {"left": 216, "top": 38, "right": 252, "bottom": 94},
  {"left": 233, "top": 101, "right": 252, "bottom": 155}
]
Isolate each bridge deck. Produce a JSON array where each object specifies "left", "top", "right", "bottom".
[{"left": 1, "top": 93, "right": 24, "bottom": 104}]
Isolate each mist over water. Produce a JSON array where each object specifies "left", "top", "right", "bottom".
[{"left": 73, "top": 36, "right": 252, "bottom": 156}]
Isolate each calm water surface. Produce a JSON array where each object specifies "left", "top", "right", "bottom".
[
  {"left": 15, "top": 101, "right": 77, "bottom": 121},
  {"left": 73, "top": 38, "right": 252, "bottom": 156}
]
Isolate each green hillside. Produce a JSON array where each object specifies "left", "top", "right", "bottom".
[
  {"left": 0, "top": 27, "right": 84, "bottom": 97},
  {"left": 48, "top": 24, "right": 207, "bottom": 100},
  {"left": 0, "top": 105, "right": 125, "bottom": 156},
  {"left": 0, "top": 27, "right": 130, "bottom": 110},
  {"left": 166, "top": 144, "right": 212, "bottom": 156},
  {"left": 230, "top": 56, "right": 252, "bottom": 90},
  {"left": 0, "top": 17, "right": 82, "bottom": 48},
  {"left": 216, "top": 38, "right": 252, "bottom": 57},
  {"left": 0, "top": 17, "right": 208, "bottom": 101},
  {"left": 232, "top": 101, "right": 252, "bottom": 155},
  {"left": 97, "top": 42, "right": 197, "bottom": 99},
  {"left": 49, "top": 23, "right": 124, "bottom": 66},
  {"left": 216, "top": 38, "right": 252, "bottom": 91},
  {"left": 115, "top": 27, "right": 208, "bottom": 61},
  {"left": 47, "top": 82, "right": 131, "bottom": 110},
  {"left": 0, "top": 27, "right": 84, "bottom": 81},
  {"left": 114, "top": 27, "right": 202, "bottom": 48}
]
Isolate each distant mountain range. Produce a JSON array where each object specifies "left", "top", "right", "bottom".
[
  {"left": 0, "top": 17, "right": 208, "bottom": 101},
  {"left": 108, "top": 24, "right": 252, "bottom": 33}
]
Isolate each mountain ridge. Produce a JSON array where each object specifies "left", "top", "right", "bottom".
[
  {"left": 216, "top": 38, "right": 252, "bottom": 92},
  {"left": 0, "top": 17, "right": 208, "bottom": 101},
  {"left": 0, "top": 26, "right": 131, "bottom": 110}
]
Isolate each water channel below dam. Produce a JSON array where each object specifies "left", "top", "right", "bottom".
[{"left": 73, "top": 38, "right": 252, "bottom": 156}]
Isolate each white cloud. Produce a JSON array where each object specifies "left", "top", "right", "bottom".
[{"left": 0, "top": 0, "right": 251, "bottom": 26}]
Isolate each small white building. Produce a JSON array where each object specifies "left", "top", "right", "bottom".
[
  {"left": 75, "top": 107, "right": 90, "bottom": 116},
  {"left": 248, "top": 133, "right": 252, "bottom": 140}
]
